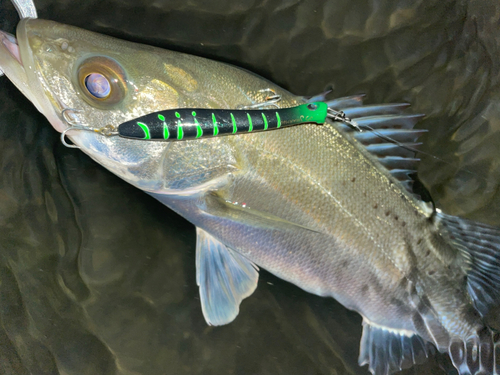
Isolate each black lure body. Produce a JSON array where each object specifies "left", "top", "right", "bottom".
[{"left": 117, "top": 102, "right": 328, "bottom": 141}]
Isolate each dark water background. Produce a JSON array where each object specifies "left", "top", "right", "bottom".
[{"left": 0, "top": 0, "right": 499, "bottom": 374}]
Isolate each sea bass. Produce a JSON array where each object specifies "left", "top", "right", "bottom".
[{"left": 1, "top": 18, "right": 500, "bottom": 375}]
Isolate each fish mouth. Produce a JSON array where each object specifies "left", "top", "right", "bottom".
[
  {"left": 1, "top": 30, "right": 22, "bottom": 63},
  {"left": 0, "top": 27, "right": 35, "bottom": 104},
  {"left": 0, "top": 19, "right": 65, "bottom": 132}
]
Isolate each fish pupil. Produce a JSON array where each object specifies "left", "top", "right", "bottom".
[{"left": 84, "top": 73, "right": 111, "bottom": 98}]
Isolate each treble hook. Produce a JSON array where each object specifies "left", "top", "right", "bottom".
[
  {"left": 60, "top": 126, "right": 83, "bottom": 149},
  {"left": 327, "top": 108, "right": 362, "bottom": 131},
  {"left": 259, "top": 88, "right": 281, "bottom": 103},
  {"left": 60, "top": 124, "right": 118, "bottom": 148},
  {"left": 60, "top": 108, "right": 86, "bottom": 148},
  {"left": 61, "top": 108, "right": 84, "bottom": 126},
  {"left": 60, "top": 108, "right": 84, "bottom": 148},
  {"left": 239, "top": 88, "right": 282, "bottom": 110},
  {"left": 59, "top": 107, "right": 118, "bottom": 148}
]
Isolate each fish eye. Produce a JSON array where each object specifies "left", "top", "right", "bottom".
[
  {"left": 76, "top": 56, "right": 127, "bottom": 108},
  {"left": 84, "top": 73, "right": 111, "bottom": 99}
]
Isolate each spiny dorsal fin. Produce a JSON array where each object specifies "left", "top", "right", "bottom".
[{"left": 311, "top": 95, "right": 427, "bottom": 194}]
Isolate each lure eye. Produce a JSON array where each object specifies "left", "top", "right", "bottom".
[
  {"left": 84, "top": 73, "right": 111, "bottom": 99},
  {"left": 76, "top": 56, "right": 127, "bottom": 108}
]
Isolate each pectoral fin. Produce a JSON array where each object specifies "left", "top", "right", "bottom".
[
  {"left": 202, "top": 192, "right": 319, "bottom": 233},
  {"left": 196, "top": 227, "right": 259, "bottom": 326}
]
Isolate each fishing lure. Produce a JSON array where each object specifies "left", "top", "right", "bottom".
[{"left": 118, "top": 101, "right": 328, "bottom": 140}]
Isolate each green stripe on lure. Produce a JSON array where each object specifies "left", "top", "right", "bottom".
[{"left": 117, "top": 102, "right": 328, "bottom": 141}]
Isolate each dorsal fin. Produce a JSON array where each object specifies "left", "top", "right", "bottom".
[{"left": 310, "top": 96, "right": 427, "bottom": 194}]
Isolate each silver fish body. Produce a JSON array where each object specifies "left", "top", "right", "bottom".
[{"left": 1, "top": 18, "right": 499, "bottom": 375}]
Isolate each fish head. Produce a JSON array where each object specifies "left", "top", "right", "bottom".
[
  {"left": 0, "top": 18, "right": 182, "bottom": 133},
  {"left": 0, "top": 17, "right": 295, "bottom": 192}
]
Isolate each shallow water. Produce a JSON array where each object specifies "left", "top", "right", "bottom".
[{"left": 0, "top": 0, "right": 499, "bottom": 374}]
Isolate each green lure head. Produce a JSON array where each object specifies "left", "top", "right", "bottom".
[{"left": 292, "top": 102, "right": 328, "bottom": 125}]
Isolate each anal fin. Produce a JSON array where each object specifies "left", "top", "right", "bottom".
[
  {"left": 359, "top": 320, "right": 434, "bottom": 375},
  {"left": 448, "top": 328, "right": 499, "bottom": 375},
  {"left": 196, "top": 227, "right": 259, "bottom": 326}
]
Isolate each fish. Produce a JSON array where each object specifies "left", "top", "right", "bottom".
[{"left": 1, "top": 17, "right": 500, "bottom": 375}]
